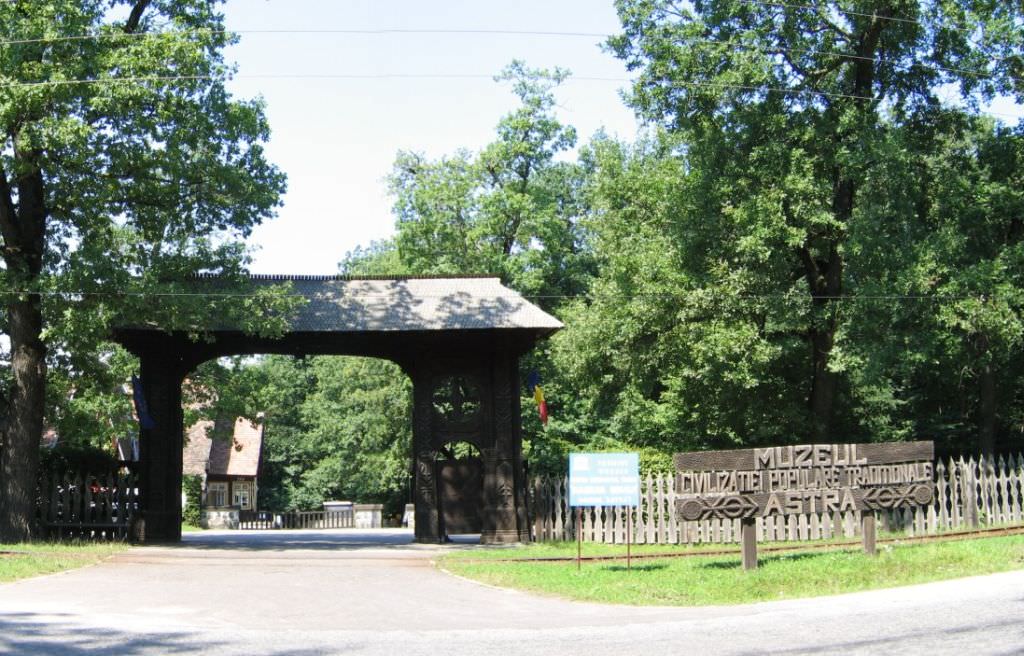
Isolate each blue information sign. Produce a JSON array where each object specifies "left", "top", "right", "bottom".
[{"left": 568, "top": 452, "right": 640, "bottom": 507}]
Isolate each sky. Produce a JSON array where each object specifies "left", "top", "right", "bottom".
[
  {"left": 220, "top": 1, "right": 1023, "bottom": 276},
  {"left": 220, "top": 0, "right": 639, "bottom": 275}
]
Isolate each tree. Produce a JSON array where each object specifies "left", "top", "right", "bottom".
[
  {"left": 895, "top": 116, "right": 1024, "bottom": 453},
  {"left": 609, "top": 0, "right": 1023, "bottom": 440},
  {"left": 188, "top": 354, "right": 413, "bottom": 515},
  {"left": 388, "top": 61, "right": 592, "bottom": 301},
  {"left": 0, "top": 1, "right": 286, "bottom": 540}
]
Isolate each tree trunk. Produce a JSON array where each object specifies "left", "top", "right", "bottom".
[
  {"left": 801, "top": 236, "right": 843, "bottom": 441},
  {"left": 978, "top": 362, "right": 997, "bottom": 455},
  {"left": 976, "top": 335, "right": 997, "bottom": 455},
  {"left": 808, "top": 315, "right": 837, "bottom": 441},
  {"left": 0, "top": 296, "right": 47, "bottom": 541},
  {"left": 803, "top": 13, "right": 886, "bottom": 441},
  {"left": 0, "top": 155, "right": 48, "bottom": 541}
]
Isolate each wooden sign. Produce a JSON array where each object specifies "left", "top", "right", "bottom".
[{"left": 673, "top": 441, "right": 935, "bottom": 569}]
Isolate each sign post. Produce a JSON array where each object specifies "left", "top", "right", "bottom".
[
  {"left": 674, "top": 441, "right": 935, "bottom": 570},
  {"left": 569, "top": 452, "right": 641, "bottom": 571}
]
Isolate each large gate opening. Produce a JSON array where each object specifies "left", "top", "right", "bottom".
[{"left": 181, "top": 354, "right": 414, "bottom": 537}]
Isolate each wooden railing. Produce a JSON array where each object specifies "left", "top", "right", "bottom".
[
  {"left": 531, "top": 453, "right": 1024, "bottom": 544},
  {"left": 37, "top": 471, "right": 140, "bottom": 540}
]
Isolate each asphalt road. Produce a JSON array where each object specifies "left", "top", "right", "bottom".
[{"left": 1, "top": 529, "right": 1022, "bottom": 655}]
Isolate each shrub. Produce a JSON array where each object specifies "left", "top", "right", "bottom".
[{"left": 182, "top": 475, "right": 203, "bottom": 527}]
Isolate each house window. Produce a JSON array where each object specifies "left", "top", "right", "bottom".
[
  {"left": 208, "top": 482, "right": 228, "bottom": 507},
  {"left": 233, "top": 481, "right": 252, "bottom": 510}
]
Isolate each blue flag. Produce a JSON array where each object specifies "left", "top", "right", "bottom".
[{"left": 131, "top": 374, "right": 156, "bottom": 430}]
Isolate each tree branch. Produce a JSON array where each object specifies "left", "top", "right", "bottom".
[
  {"left": 0, "top": 165, "right": 20, "bottom": 254},
  {"left": 124, "top": 0, "right": 152, "bottom": 34},
  {"left": 798, "top": 244, "right": 824, "bottom": 295}
]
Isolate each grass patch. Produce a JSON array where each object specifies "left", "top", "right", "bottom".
[
  {"left": 181, "top": 523, "right": 204, "bottom": 532},
  {"left": 439, "top": 535, "right": 1024, "bottom": 606},
  {"left": 0, "top": 542, "right": 127, "bottom": 583}
]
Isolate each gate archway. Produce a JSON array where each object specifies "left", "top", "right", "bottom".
[{"left": 113, "top": 275, "right": 561, "bottom": 544}]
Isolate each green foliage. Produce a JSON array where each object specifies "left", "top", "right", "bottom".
[
  {"left": 38, "top": 442, "right": 118, "bottom": 478},
  {"left": 388, "top": 60, "right": 593, "bottom": 300},
  {"left": 0, "top": 0, "right": 292, "bottom": 537},
  {"left": 547, "top": 0, "right": 1024, "bottom": 451},
  {"left": 194, "top": 354, "right": 412, "bottom": 516},
  {"left": 182, "top": 474, "right": 202, "bottom": 527}
]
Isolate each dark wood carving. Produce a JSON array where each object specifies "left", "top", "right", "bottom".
[
  {"left": 676, "top": 483, "right": 935, "bottom": 521},
  {"left": 675, "top": 441, "right": 937, "bottom": 569},
  {"left": 673, "top": 441, "right": 936, "bottom": 522},
  {"left": 674, "top": 441, "right": 934, "bottom": 472},
  {"left": 113, "top": 288, "right": 548, "bottom": 544},
  {"left": 438, "top": 457, "right": 484, "bottom": 534}
]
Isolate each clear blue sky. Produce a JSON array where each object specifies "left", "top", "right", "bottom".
[{"left": 221, "top": 0, "right": 639, "bottom": 275}]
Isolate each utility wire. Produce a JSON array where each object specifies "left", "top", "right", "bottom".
[
  {"left": 0, "top": 72, "right": 889, "bottom": 104},
  {"left": 0, "top": 27, "right": 610, "bottom": 48},
  {"left": 0, "top": 26, "right": 1002, "bottom": 80},
  {"left": 6, "top": 72, "right": 1019, "bottom": 119},
  {"left": 0, "top": 289, "right": 1015, "bottom": 303},
  {"left": 740, "top": 0, "right": 982, "bottom": 36}
]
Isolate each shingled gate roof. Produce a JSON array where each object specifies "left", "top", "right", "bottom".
[{"left": 200, "top": 275, "right": 564, "bottom": 334}]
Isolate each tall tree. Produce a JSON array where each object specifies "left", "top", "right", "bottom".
[
  {"left": 388, "top": 61, "right": 592, "bottom": 301},
  {"left": 609, "top": 0, "right": 1023, "bottom": 440},
  {"left": 903, "top": 117, "right": 1024, "bottom": 453},
  {"left": 0, "top": 0, "right": 286, "bottom": 540}
]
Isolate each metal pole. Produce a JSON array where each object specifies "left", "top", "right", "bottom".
[
  {"left": 626, "top": 507, "right": 631, "bottom": 571},
  {"left": 576, "top": 507, "right": 582, "bottom": 571}
]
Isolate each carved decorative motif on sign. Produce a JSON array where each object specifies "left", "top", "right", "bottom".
[{"left": 674, "top": 442, "right": 935, "bottom": 521}]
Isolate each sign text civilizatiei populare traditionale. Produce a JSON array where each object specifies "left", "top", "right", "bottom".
[{"left": 673, "top": 442, "right": 934, "bottom": 521}]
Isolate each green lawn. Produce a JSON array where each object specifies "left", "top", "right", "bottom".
[
  {"left": 0, "top": 542, "right": 127, "bottom": 583},
  {"left": 439, "top": 535, "right": 1024, "bottom": 606}
]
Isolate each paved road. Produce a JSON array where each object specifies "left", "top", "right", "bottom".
[{"left": 1, "top": 529, "right": 1022, "bottom": 655}]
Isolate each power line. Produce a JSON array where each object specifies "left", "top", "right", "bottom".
[
  {"left": 12, "top": 72, "right": 1019, "bottom": 117},
  {"left": 740, "top": 0, "right": 979, "bottom": 36},
  {"left": 0, "top": 72, "right": 881, "bottom": 103},
  {"left": 0, "top": 26, "right": 1000, "bottom": 81},
  {"left": 0, "top": 72, "right": 1018, "bottom": 120},
  {"left": 0, "top": 289, "right": 1015, "bottom": 303},
  {"left": 0, "top": 27, "right": 610, "bottom": 48}
]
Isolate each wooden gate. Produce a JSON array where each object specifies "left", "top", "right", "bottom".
[
  {"left": 438, "top": 457, "right": 484, "bottom": 535},
  {"left": 37, "top": 471, "right": 140, "bottom": 540}
]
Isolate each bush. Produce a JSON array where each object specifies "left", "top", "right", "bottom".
[{"left": 182, "top": 474, "right": 203, "bottom": 527}]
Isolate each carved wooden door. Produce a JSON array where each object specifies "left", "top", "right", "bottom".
[{"left": 437, "top": 457, "right": 484, "bottom": 535}]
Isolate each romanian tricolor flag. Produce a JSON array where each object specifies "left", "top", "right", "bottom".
[{"left": 527, "top": 371, "right": 549, "bottom": 426}]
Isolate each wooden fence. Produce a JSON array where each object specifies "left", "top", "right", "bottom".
[
  {"left": 36, "top": 471, "right": 140, "bottom": 540},
  {"left": 238, "top": 509, "right": 354, "bottom": 530},
  {"left": 531, "top": 453, "right": 1024, "bottom": 544}
]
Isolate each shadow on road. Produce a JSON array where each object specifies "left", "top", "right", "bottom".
[
  {"left": 0, "top": 612, "right": 216, "bottom": 656},
  {"left": 153, "top": 528, "right": 492, "bottom": 553}
]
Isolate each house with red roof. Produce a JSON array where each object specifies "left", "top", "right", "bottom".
[{"left": 182, "top": 417, "right": 264, "bottom": 517}]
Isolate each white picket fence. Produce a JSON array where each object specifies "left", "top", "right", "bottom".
[{"left": 531, "top": 453, "right": 1024, "bottom": 544}]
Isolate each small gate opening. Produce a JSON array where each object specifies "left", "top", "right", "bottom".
[{"left": 437, "top": 442, "right": 484, "bottom": 537}]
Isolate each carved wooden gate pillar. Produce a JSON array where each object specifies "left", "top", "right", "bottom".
[
  {"left": 480, "top": 345, "right": 530, "bottom": 543},
  {"left": 136, "top": 341, "right": 191, "bottom": 542},
  {"left": 410, "top": 341, "right": 530, "bottom": 544},
  {"left": 411, "top": 366, "right": 442, "bottom": 542}
]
